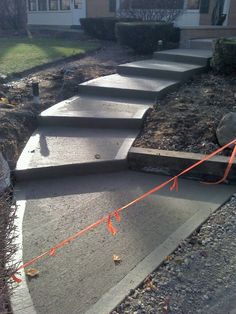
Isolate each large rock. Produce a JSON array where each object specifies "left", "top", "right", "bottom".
[
  {"left": 216, "top": 112, "right": 236, "bottom": 146},
  {"left": 0, "top": 153, "right": 10, "bottom": 193}
]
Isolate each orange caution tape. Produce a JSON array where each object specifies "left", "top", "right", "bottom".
[
  {"left": 107, "top": 214, "right": 118, "bottom": 236},
  {"left": 11, "top": 274, "right": 22, "bottom": 283},
  {"left": 170, "top": 177, "right": 179, "bottom": 192},
  {"left": 114, "top": 211, "right": 121, "bottom": 222},
  {"left": 11, "top": 138, "right": 236, "bottom": 283},
  {"left": 203, "top": 143, "right": 236, "bottom": 185}
]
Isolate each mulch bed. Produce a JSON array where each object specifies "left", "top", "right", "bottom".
[{"left": 134, "top": 72, "right": 236, "bottom": 156}]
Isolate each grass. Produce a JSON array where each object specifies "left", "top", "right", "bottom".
[{"left": 0, "top": 36, "right": 99, "bottom": 75}]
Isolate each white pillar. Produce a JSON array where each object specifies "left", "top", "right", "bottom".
[{"left": 223, "top": 0, "right": 231, "bottom": 25}]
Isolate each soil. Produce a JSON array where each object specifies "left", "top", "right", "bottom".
[{"left": 134, "top": 73, "right": 236, "bottom": 156}]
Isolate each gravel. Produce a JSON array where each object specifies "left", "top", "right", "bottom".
[{"left": 113, "top": 194, "right": 236, "bottom": 314}]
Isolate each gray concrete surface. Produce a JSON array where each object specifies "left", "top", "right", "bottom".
[
  {"left": 39, "top": 96, "right": 150, "bottom": 128},
  {"left": 154, "top": 49, "right": 212, "bottom": 65},
  {"left": 78, "top": 74, "right": 179, "bottom": 101},
  {"left": 118, "top": 59, "right": 204, "bottom": 80},
  {"left": 15, "top": 126, "right": 138, "bottom": 180},
  {"left": 16, "top": 171, "right": 235, "bottom": 314}
]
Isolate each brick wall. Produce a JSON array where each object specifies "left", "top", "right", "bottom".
[
  {"left": 87, "top": 0, "right": 115, "bottom": 18},
  {"left": 228, "top": 1, "right": 236, "bottom": 26},
  {"left": 180, "top": 26, "right": 236, "bottom": 47}
]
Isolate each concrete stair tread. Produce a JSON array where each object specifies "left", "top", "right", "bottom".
[
  {"left": 40, "top": 95, "right": 150, "bottom": 119},
  {"left": 119, "top": 59, "right": 203, "bottom": 72},
  {"left": 16, "top": 126, "right": 138, "bottom": 172},
  {"left": 80, "top": 74, "right": 178, "bottom": 92},
  {"left": 155, "top": 49, "right": 212, "bottom": 58}
]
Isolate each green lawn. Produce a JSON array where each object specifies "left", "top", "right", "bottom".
[{"left": 0, "top": 37, "right": 99, "bottom": 75}]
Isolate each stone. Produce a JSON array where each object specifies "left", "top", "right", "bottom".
[{"left": 216, "top": 112, "right": 236, "bottom": 146}]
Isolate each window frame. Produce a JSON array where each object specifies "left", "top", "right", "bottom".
[
  {"left": 28, "top": 0, "right": 37, "bottom": 11},
  {"left": 186, "top": 0, "right": 200, "bottom": 10},
  {"left": 60, "top": 0, "right": 71, "bottom": 10},
  {"left": 49, "top": 0, "right": 59, "bottom": 11},
  {"left": 38, "top": 0, "right": 48, "bottom": 11}
]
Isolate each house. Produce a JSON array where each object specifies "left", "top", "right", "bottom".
[
  {"left": 27, "top": 0, "right": 236, "bottom": 29},
  {"left": 27, "top": 0, "right": 121, "bottom": 26}
]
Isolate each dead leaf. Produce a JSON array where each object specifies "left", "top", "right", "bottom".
[
  {"left": 144, "top": 276, "right": 155, "bottom": 290},
  {"left": 25, "top": 268, "right": 39, "bottom": 278},
  {"left": 113, "top": 254, "right": 122, "bottom": 264}
]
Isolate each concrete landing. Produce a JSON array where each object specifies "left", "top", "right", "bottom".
[
  {"left": 118, "top": 59, "right": 204, "bottom": 81},
  {"left": 15, "top": 127, "right": 138, "bottom": 180},
  {"left": 39, "top": 96, "right": 150, "bottom": 128},
  {"left": 154, "top": 49, "right": 212, "bottom": 65},
  {"left": 14, "top": 171, "right": 235, "bottom": 314},
  {"left": 78, "top": 74, "right": 179, "bottom": 101}
]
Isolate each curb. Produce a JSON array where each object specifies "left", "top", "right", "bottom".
[
  {"left": 85, "top": 201, "right": 224, "bottom": 314},
  {"left": 128, "top": 147, "right": 236, "bottom": 184}
]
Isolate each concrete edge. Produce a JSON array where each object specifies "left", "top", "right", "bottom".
[
  {"left": 85, "top": 199, "right": 223, "bottom": 314},
  {"left": 10, "top": 195, "right": 37, "bottom": 314},
  {"left": 128, "top": 147, "right": 236, "bottom": 184}
]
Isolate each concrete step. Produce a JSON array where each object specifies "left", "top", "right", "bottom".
[
  {"left": 188, "top": 39, "right": 215, "bottom": 51},
  {"left": 117, "top": 59, "right": 204, "bottom": 81},
  {"left": 39, "top": 95, "right": 150, "bottom": 129},
  {"left": 154, "top": 49, "right": 212, "bottom": 66},
  {"left": 78, "top": 74, "right": 179, "bottom": 101},
  {"left": 15, "top": 127, "right": 139, "bottom": 181}
]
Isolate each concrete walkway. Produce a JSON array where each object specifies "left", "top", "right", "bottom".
[{"left": 12, "top": 47, "right": 235, "bottom": 314}]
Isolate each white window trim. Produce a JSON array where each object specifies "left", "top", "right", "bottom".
[{"left": 28, "top": 0, "right": 72, "bottom": 12}]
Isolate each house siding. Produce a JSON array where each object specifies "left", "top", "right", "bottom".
[{"left": 87, "top": 0, "right": 115, "bottom": 17}]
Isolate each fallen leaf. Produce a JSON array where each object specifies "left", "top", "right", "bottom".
[
  {"left": 144, "top": 276, "right": 155, "bottom": 290},
  {"left": 25, "top": 268, "right": 39, "bottom": 278},
  {"left": 113, "top": 254, "right": 122, "bottom": 264}
]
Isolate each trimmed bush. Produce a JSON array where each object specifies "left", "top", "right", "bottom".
[
  {"left": 115, "top": 22, "right": 180, "bottom": 54},
  {"left": 211, "top": 38, "right": 236, "bottom": 74},
  {"left": 80, "top": 17, "right": 139, "bottom": 41}
]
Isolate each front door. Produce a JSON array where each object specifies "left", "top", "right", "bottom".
[{"left": 72, "top": 0, "right": 86, "bottom": 25}]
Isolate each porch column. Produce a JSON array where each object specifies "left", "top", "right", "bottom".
[{"left": 223, "top": 0, "right": 231, "bottom": 25}]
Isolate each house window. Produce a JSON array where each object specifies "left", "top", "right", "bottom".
[
  {"left": 49, "top": 0, "right": 59, "bottom": 10},
  {"left": 38, "top": 0, "right": 47, "bottom": 11},
  {"left": 28, "top": 0, "right": 37, "bottom": 11},
  {"left": 187, "top": 0, "right": 200, "bottom": 10},
  {"left": 74, "top": 0, "right": 83, "bottom": 9},
  {"left": 109, "top": 0, "right": 116, "bottom": 12},
  {"left": 60, "top": 0, "right": 70, "bottom": 10}
]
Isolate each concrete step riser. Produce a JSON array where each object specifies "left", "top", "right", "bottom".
[
  {"left": 188, "top": 41, "right": 214, "bottom": 51},
  {"left": 153, "top": 53, "right": 209, "bottom": 66},
  {"left": 38, "top": 116, "right": 143, "bottom": 129},
  {"left": 78, "top": 83, "right": 179, "bottom": 102},
  {"left": 14, "top": 160, "right": 127, "bottom": 181},
  {"left": 117, "top": 65, "right": 204, "bottom": 81}
]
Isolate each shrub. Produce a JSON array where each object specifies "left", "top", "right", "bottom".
[
  {"left": 116, "top": 22, "right": 180, "bottom": 54},
  {"left": 80, "top": 17, "right": 139, "bottom": 41},
  {"left": 211, "top": 38, "right": 236, "bottom": 74}
]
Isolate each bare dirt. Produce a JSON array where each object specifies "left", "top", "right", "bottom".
[{"left": 134, "top": 73, "right": 236, "bottom": 156}]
